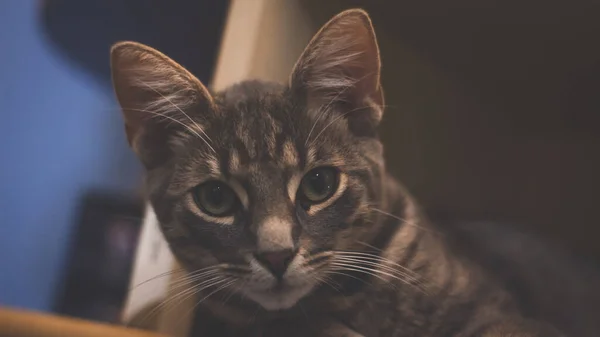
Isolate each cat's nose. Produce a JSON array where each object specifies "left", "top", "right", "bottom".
[{"left": 254, "top": 249, "right": 297, "bottom": 279}]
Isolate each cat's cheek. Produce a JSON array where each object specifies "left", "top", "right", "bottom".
[
  {"left": 296, "top": 190, "right": 362, "bottom": 249},
  {"left": 170, "top": 205, "right": 247, "bottom": 254}
]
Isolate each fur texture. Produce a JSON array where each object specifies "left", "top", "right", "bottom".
[{"left": 111, "top": 9, "right": 598, "bottom": 337}]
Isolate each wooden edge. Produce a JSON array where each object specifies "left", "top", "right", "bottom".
[{"left": 0, "top": 307, "right": 166, "bottom": 337}]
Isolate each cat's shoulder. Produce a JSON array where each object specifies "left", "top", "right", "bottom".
[{"left": 437, "top": 217, "right": 600, "bottom": 336}]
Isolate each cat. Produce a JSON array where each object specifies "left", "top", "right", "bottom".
[{"left": 110, "top": 8, "right": 599, "bottom": 337}]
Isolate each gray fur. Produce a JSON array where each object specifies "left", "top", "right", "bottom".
[{"left": 111, "top": 9, "right": 598, "bottom": 337}]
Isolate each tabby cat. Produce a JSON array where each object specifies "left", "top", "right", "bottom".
[{"left": 110, "top": 9, "right": 599, "bottom": 337}]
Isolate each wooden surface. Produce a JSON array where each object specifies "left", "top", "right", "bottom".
[{"left": 0, "top": 307, "right": 166, "bottom": 337}]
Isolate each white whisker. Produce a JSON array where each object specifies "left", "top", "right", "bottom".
[
  {"left": 372, "top": 208, "right": 441, "bottom": 235},
  {"left": 139, "top": 82, "right": 216, "bottom": 153},
  {"left": 169, "top": 272, "right": 222, "bottom": 291},
  {"left": 332, "top": 256, "right": 429, "bottom": 294},
  {"left": 313, "top": 274, "right": 342, "bottom": 293},
  {"left": 129, "top": 268, "right": 185, "bottom": 291},
  {"left": 323, "top": 270, "right": 373, "bottom": 287},
  {"left": 138, "top": 272, "right": 228, "bottom": 325},
  {"left": 305, "top": 83, "right": 354, "bottom": 146},
  {"left": 334, "top": 251, "right": 421, "bottom": 279},
  {"left": 173, "top": 278, "right": 237, "bottom": 326},
  {"left": 221, "top": 279, "right": 247, "bottom": 307},
  {"left": 333, "top": 255, "right": 421, "bottom": 284},
  {"left": 123, "top": 107, "right": 204, "bottom": 141},
  {"left": 330, "top": 262, "right": 397, "bottom": 286},
  {"left": 309, "top": 108, "right": 357, "bottom": 146},
  {"left": 330, "top": 261, "right": 429, "bottom": 295}
]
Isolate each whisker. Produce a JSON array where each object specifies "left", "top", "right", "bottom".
[
  {"left": 168, "top": 270, "right": 222, "bottom": 291},
  {"left": 133, "top": 264, "right": 222, "bottom": 289},
  {"left": 309, "top": 250, "right": 426, "bottom": 289},
  {"left": 322, "top": 270, "right": 374, "bottom": 287},
  {"left": 307, "top": 250, "right": 425, "bottom": 290},
  {"left": 122, "top": 107, "right": 205, "bottom": 142},
  {"left": 173, "top": 278, "right": 237, "bottom": 326},
  {"left": 332, "top": 256, "right": 429, "bottom": 293},
  {"left": 162, "top": 265, "right": 226, "bottom": 290},
  {"left": 221, "top": 279, "right": 246, "bottom": 307},
  {"left": 355, "top": 240, "right": 384, "bottom": 252},
  {"left": 334, "top": 251, "right": 422, "bottom": 280},
  {"left": 158, "top": 278, "right": 232, "bottom": 328},
  {"left": 137, "top": 284, "right": 198, "bottom": 325},
  {"left": 310, "top": 102, "right": 396, "bottom": 148},
  {"left": 313, "top": 274, "right": 342, "bottom": 293},
  {"left": 304, "top": 82, "right": 356, "bottom": 146},
  {"left": 129, "top": 267, "right": 185, "bottom": 291},
  {"left": 305, "top": 70, "right": 387, "bottom": 147},
  {"left": 302, "top": 253, "right": 333, "bottom": 271},
  {"left": 309, "top": 106, "right": 370, "bottom": 147},
  {"left": 139, "top": 82, "right": 215, "bottom": 153},
  {"left": 333, "top": 255, "right": 421, "bottom": 284},
  {"left": 352, "top": 241, "right": 429, "bottom": 285},
  {"left": 372, "top": 208, "right": 441, "bottom": 235},
  {"left": 330, "top": 262, "right": 429, "bottom": 294},
  {"left": 303, "top": 253, "right": 334, "bottom": 268},
  {"left": 140, "top": 275, "right": 228, "bottom": 324},
  {"left": 304, "top": 70, "right": 384, "bottom": 146},
  {"left": 330, "top": 262, "right": 398, "bottom": 288}
]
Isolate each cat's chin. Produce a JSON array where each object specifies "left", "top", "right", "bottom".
[{"left": 243, "top": 284, "right": 315, "bottom": 311}]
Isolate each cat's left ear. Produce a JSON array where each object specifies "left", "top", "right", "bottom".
[
  {"left": 110, "top": 41, "right": 215, "bottom": 167},
  {"left": 290, "top": 9, "right": 384, "bottom": 134}
]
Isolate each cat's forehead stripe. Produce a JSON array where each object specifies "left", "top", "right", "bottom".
[
  {"left": 207, "top": 156, "right": 221, "bottom": 176},
  {"left": 306, "top": 146, "right": 317, "bottom": 166},
  {"left": 282, "top": 140, "right": 299, "bottom": 167},
  {"left": 229, "top": 149, "right": 241, "bottom": 173},
  {"left": 264, "top": 113, "right": 281, "bottom": 157}
]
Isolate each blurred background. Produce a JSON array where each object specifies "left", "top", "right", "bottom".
[{"left": 0, "top": 0, "right": 599, "bottom": 330}]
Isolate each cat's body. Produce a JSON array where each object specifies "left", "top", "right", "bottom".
[{"left": 110, "top": 9, "right": 598, "bottom": 337}]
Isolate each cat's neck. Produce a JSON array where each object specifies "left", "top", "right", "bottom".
[{"left": 377, "top": 175, "right": 480, "bottom": 297}]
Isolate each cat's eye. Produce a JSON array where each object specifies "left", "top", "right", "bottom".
[
  {"left": 193, "top": 181, "right": 238, "bottom": 217},
  {"left": 298, "top": 167, "right": 339, "bottom": 204}
]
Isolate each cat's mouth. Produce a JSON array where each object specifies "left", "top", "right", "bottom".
[
  {"left": 242, "top": 282, "right": 315, "bottom": 311},
  {"left": 265, "top": 280, "right": 297, "bottom": 294}
]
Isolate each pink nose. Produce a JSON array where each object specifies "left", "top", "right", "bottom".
[{"left": 254, "top": 250, "right": 296, "bottom": 278}]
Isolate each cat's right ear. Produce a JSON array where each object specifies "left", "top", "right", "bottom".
[
  {"left": 289, "top": 9, "right": 384, "bottom": 136},
  {"left": 110, "top": 41, "right": 214, "bottom": 167}
]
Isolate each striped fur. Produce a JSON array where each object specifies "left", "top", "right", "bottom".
[{"left": 110, "top": 8, "right": 600, "bottom": 337}]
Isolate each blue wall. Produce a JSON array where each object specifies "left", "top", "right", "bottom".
[{"left": 0, "top": 1, "right": 141, "bottom": 311}]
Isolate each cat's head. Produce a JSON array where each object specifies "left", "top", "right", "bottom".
[{"left": 111, "top": 9, "right": 386, "bottom": 311}]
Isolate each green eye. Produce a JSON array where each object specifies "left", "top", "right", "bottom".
[
  {"left": 299, "top": 167, "right": 339, "bottom": 203},
  {"left": 193, "top": 181, "right": 238, "bottom": 217}
]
